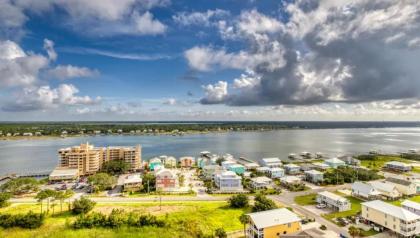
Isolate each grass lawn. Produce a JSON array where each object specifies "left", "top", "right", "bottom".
[
  {"left": 360, "top": 155, "right": 413, "bottom": 170},
  {"left": 360, "top": 228, "right": 380, "bottom": 237},
  {"left": 0, "top": 201, "right": 248, "bottom": 238},
  {"left": 323, "top": 196, "right": 364, "bottom": 223},
  {"left": 389, "top": 195, "right": 420, "bottom": 206},
  {"left": 294, "top": 193, "right": 317, "bottom": 206}
]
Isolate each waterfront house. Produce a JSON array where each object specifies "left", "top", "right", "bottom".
[
  {"left": 261, "top": 158, "right": 282, "bottom": 168},
  {"left": 324, "top": 158, "right": 346, "bottom": 169},
  {"left": 279, "top": 176, "right": 302, "bottom": 185},
  {"left": 284, "top": 164, "right": 301, "bottom": 175},
  {"left": 49, "top": 168, "right": 79, "bottom": 182},
  {"left": 228, "top": 164, "right": 246, "bottom": 175},
  {"left": 339, "top": 156, "right": 361, "bottom": 166},
  {"left": 202, "top": 165, "right": 222, "bottom": 180},
  {"left": 304, "top": 170, "right": 323, "bottom": 183},
  {"left": 123, "top": 174, "right": 142, "bottom": 192},
  {"left": 351, "top": 181, "right": 382, "bottom": 200},
  {"left": 299, "top": 163, "right": 317, "bottom": 172},
  {"left": 221, "top": 160, "right": 237, "bottom": 170},
  {"left": 316, "top": 191, "right": 351, "bottom": 212},
  {"left": 179, "top": 156, "right": 195, "bottom": 168},
  {"left": 312, "top": 162, "right": 330, "bottom": 170},
  {"left": 163, "top": 156, "right": 177, "bottom": 168},
  {"left": 384, "top": 161, "right": 412, "bottom": 172},
  {"left": 402, "top": 200, "right": 420, "bottom": 216},
  {"left": 385, "top": 177, "right": 417, "bottom": 196},
  {"left": 197, "top": 157, "right": 211, "bottom": 168},
  {"left": 256, "top": 167, "right": 270, "bottom": 174},
  {"left": 244, "top": 162, "right": 260, "bottom": 170},
  {"left": 368, "top": 181, "right": 402, "bottom": 200},
  {"left": 149, "top": 158, "right": 163, "bottom": 171},
  {"left": 268, "top": 167, "right": 284, "bottom": 178},
  {"left": 155, "top": 169, "right": 178, "bottom": 191},
  {"left": 361, "top": 200, "right": 420, "bottom": 237},
  {"left": 214, "top": 171, "right": 243, "bottom": 191},
  {"left": 246, "top": 208, "right": 302, "bottom": 238},
  {"left": 250, "top": 176, "right": 273, "bottom": 189}
]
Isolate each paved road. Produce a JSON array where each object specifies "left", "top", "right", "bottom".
[{"left": 269, "top": 183, "right": 351, "bottom": 238}]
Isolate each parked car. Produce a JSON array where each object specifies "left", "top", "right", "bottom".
[{"left": 316, "top": 203, "right": 326, "bottom": 209}]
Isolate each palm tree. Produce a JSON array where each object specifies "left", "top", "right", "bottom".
[
  {"left": 35, "top": 189, "right": 56, "bottom": 214},
  {"left": 239, "top": 213, "right": 250, "bottom": 237},
  {"left": 63, "top": 189, "right": 75, "bottom": 211},
  {"left": 348, "top": 226, "right": 360, "bottom": 238},
  {"left": 54, "top": 191, "right": 65, "bottom": 213}
]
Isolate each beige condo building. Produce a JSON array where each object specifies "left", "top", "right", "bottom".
[{"left": 57, "top": 142, "right": 141, "bottom": 176}]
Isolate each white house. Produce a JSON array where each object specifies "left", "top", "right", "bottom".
[
  {"left": 316, "top": 191, "right": 351, "bottom": 212},
  {"left": 351, "top": 181, "right": 382, "bottom": 200},
  {"left": 384, "top": 161, "right": 412, "bottom": 172},
  {"left": 304, "top": 170, "right": 323, "bottom": 183},
  {"left": 221, "top": 160, "right": 237, "bottom": 170},
  {"left": 284, "top": 164, "right": 301, "bottom": 175},
  {"left": 250, "top": 176, "right": 273, "bottom": 189},
  {"left": 368, "top": 181, "right": 402, "bottom": 200},
  {"left": 280, "top": 176, "right": 302, "bottom": 185},
  {"left": 312, "top": 162, "right": 330, "bottom": 170},
  {"left": 214, "top": 171, "right": 243, "bottom": 191},
  {"left": 256, "top": 166, "right": 270, "bottom": 174},
  {"left": 402, "top": 200, "right": 420, "bottom": 216},
  {"left": 324, "top": 158, "right": 346, "bottom": 169},
  {"left": 123, "top": 174, "right": 143, "bottom": 192},
  {"left": 268, "top": 167, "right": 284, "bottom": 178},
  {"left": 261, "top": 158, "right": 282, "bottom": 168},
  {"left": 385, "top": 177, "right": 417, "bottom": 196},
  {"left": 244, "top": 162, "right": 260, "bottom": 170}
]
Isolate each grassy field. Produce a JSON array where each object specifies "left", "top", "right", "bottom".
[
  {"left": 360, "top": 155, "right": 413, "bottom": 170},
  {"left": 0, "top": 201, "right": 248, "bottom": 238},
  {"left": 294, "top": 193, "right": 317, "bottom": 206}
]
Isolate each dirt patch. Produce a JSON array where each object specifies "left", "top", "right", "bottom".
[{"left": 94, "top": 205, "right": 188, "bottom": 215}]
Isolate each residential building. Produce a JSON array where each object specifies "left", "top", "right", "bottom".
[
  {"left": 57, "top": 142, "right": 141, "bottom": 176},
  {"left": 261, "top": 158, "right": 282, "bottom": 168},
  {"left": 312, "top": 162, "right": 330, "bottom": 170},
  {"left": 280, "top": 176, "right": 302, "bottom": 185},
  {"left": 49, "top": 168, "right": 79, "bottom": 182},
  {"left": 339, "top": 156, "right": 361, "bottom": 166},
  {"left": 384, "top": 161, "right": 412, "bottom": 172},
  {"left": 180, "top": 156, "right": 195, "bottom": 168},
  {"left": 256, "top": 167, "right": 270, "bottom": 174},
  {"left": 304, "top": 170, "right": 323, "bottom": 183},
  {"left": 386, "top": 177, "right": 417, "bottom": 196},
  {"left": 123, "top": 174, "right": 142, "bottom": 192},
  {"left": 351, "top": 181, "right": 381, "bottom": 200},
  {"left": 268, "top": 167, "right": 284, "bottom": 178},
  {"left": 155, "top": 169, "right": 178, "bottom": 191},
  {"left": 402, "top": 200, "right": 420, "bottom": 216},
  {"left": 361, "top": 200, "right": 420, "bottom": 237},
  {"left": 316, "top": 191, "right": 351, "bottom": 212},
  {"left": 244, "top": 162, "right": 260, "bottom": 170},
  {"left": 228, "top": 164, "right": 246, "bottom": 175},
  {"left": 221, "top": 160, "right": 237, "bottom": 170},
  {"left": 324, "top": 158, "right": 346, "bottom": 169},
  {"left": 214, "top": 171, "right": 243, "bottom": 191},
  {"left": 202, "top": 165, "right": 222, "bottom": 180},
  {"left": 368, "top": 181, "right": 402, "bottom": 200},
  {"left": 250, "top": 176, "right": 273, "bottom": 189},
  {"left": 163, "top": 156, "right": 177, "bottom": 168},
  {"left": 149, "top": 158, "right": 163, "bottom": 171},
  {"left": 197, "top": 157, "right": 211, "bottom": 168},
  {"left": 299, "top": 163, "right": 316, "bottom": 172},
  {"left": 246, "top": 208, "right": 302, "bottom": 238},
  {"left": 284, "top": 164, "right": 301, "bottom": 175}
]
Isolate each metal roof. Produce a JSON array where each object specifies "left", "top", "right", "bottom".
[
  {"left": 362, "top": 200, "right": 420, "bottom": 221},
  {"left": 248, "top": 208, "right": 301, "bottom": 229}
]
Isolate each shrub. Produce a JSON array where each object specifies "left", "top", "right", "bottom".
[
  {"left": 72, "top": 197, "right": 96, "bottom": 215},
  {"left": 0, "top": 178, "right": 39, "bottom": 195},
  {"left": 228, "top": 194, "right": 249, "bottom": 208},
  {"left": 88, "top": 173, "right": 116, "bottom": 192},
  {"left": 215, "top": 228, "right": 227, "bottom": 238},
  {"left": 0, "top": 212, "right": 44, "bottom": 229},
  {"left": 252, "top": 194, "right": 277, "bottom": 212},
  {"left": 0, "top": 192, "right": 11, "bottom": 208},
  {"left": 101, "top": 160, "right": 130, "bottom": 175}
]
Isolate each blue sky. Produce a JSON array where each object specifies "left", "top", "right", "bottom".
[{"left": 1, "top": 0, "right": 420, "bottom": 121}]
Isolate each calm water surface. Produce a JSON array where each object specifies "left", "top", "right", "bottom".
[{"left": 1, "top": 127, "right": 420, "bottom": 175}]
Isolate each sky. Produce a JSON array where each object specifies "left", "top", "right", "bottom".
[{"left": 0, "top": 0, "right": 420, "bottom": 121}]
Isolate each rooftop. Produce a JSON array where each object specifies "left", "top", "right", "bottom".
[
  {"left": 285, "top": 164, "right": 300, "bottom": 168},
  {"left": 251, "top": 176, "right": 272, "bottom": 183},
  {"left": 362, "top": 200, "right": 420, "bottom": 221},
  {"left": 386, "top": 177, "right": 412, "bottom": 186},
  {"left": 50, "top": 168, "right": 79, "bottom": 177},
  {"left": 305, "top": 169, "right": 323, "bottom": 175},
  {"left": 402, "top": 200, "right": 420, "bottom": 211},
  {"left": 124, "top": 174, "right": 142, "bottom": 184},
  {"left": 325, "top": 158, "right": 345, "bottom": 164},
  {"left": 369, "top": 181, "right": 397, "bottom": 193},
  {"left": 248, "top": 208, "right": 301, "bottom": 229},
  {"left": 262, "top": 157, "right": 281, "bottom": 163},
  {"left": 318, "top": 191, "right": 348, "bottom": 202},
  {"left": 385, "top": 161, "right": 411, "bottom": 167}
]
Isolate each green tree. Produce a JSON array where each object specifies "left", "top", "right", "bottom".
[
  {"left": 101, "top": 160, "right": 130, "bottom": 175},
  {"left": 88, "top": 173, "right": 116, "bottom": 192},
  {"left": 252, "top": 194, "right": 277, "bottom": 212},
  {"left": 239, "top": 213, "right": 250, "bottom": 237},
  {"left": 72, "top": 197, "right": 96, "bottom": 214},
  {"left": 141, "top": 173, "right": 156, "bottom": 193},
  {"left": 179, "top": 174, "right": 185, "bottom": 187},
  {"left": 228, "top": 194, "right": 249, "bottom": 208},
  {"left": 0, "top": 178, "right": 39, "bottom": 195},
  {"left": 35, "top": 189, "right": 56, "bottom": 214},
  {"left": 0, "top": 192, "right": 11, "bottom": 208},
  {"left": 63, "top": 189, "right": 75, "bottom": 210},
  {"left": 348, "top": 226, "right": 360, "bottom": 238},
  {"left": 215, "top": 228, "right": 227, "bottom": 238}
]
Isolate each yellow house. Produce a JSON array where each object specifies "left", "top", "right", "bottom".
[{"left": 246, "top": 208, "right": 302, "bottom": 238}]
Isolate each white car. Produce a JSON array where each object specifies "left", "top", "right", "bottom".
[{"left": 316, "top": 204, "right": 326, "bottom": 209}]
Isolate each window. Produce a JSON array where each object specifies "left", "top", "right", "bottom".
[{"left": 288, "top": 223, "right": 291, "bottom": 228}]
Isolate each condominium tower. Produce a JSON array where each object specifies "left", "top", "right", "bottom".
[{"left": 57, "top": 142, "right": 141, "bottom": 176}]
